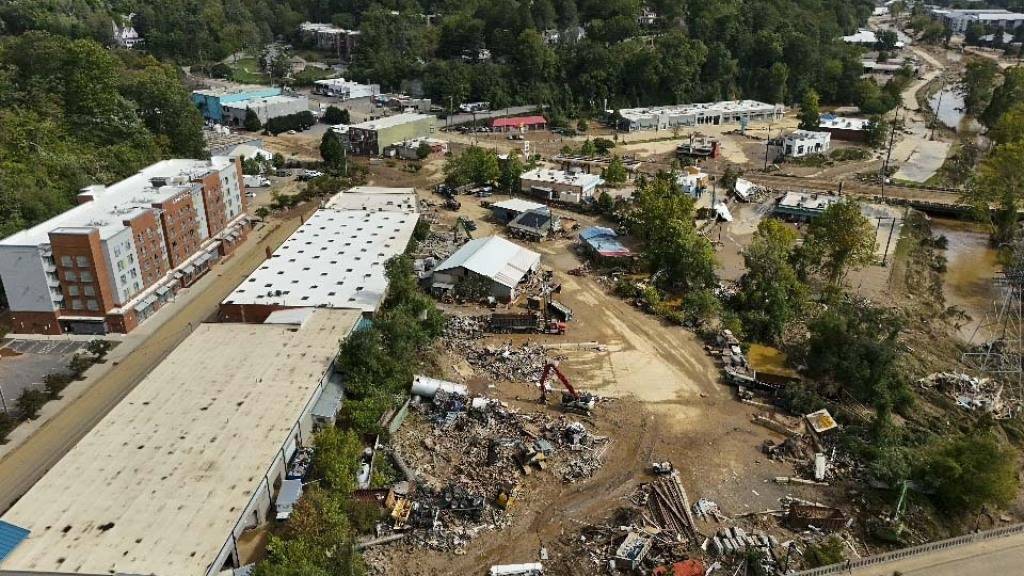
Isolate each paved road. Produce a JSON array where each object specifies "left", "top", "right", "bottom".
[
  {"left": 0, "top": 214, "right": 309, "bottom": 513},
  {"left": 852, "top": 532, "right": 1024, "bottom": 576}
]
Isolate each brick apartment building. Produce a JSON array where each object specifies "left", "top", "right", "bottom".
[{"left": 0, "top": 157, "right": 249, "bottom": 335}]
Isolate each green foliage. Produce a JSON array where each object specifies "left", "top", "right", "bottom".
[
  {"left": 314, "top": 427, "right": 365, "bottom": 493},
  {"left": 498, "top": 153, "right": 525, "bottom": 194},
  {"left": 67, "top": 353, "right": 94, "bottom": 379},
  {"left": 805, "top": 301, "right": 910, "bottom": 408},
  {"left": 17, "top": 388, "right": 48, "bottom": 420},
  {"left": 593, "top": 138, "right": 616, "bottom": 155},
  {"left": 0, "top": 32, "right": 204, "bottom": 238},
  {"left": 989, "top": 101, "right": 1024, "bottom": 146},
  {"left": 799, "top": 89, "right": 821, "bottom": 131},
  {"left": 265, "top": 111, "right": 316, "bottom": 135},
  {"left": 272, "top": 152, "right": 285, "bottom": 168},
  {"left": 804, "top": 536, "right": 846, "bottom": 568},
  {"left": 596, "top": 190, "right": 615, "bottom": 215},
  {"left": 681, "top": 289, "right": 721, "bottom": 326},
  {"left": 85, "top": 339, "right": 112, "bottom": 360},
  {"left": 255, "top": 207, "right": 270, "bottom": 220},
  {"left": 322, "top": 105, "right": 350, "bottom": 125},
  {"left": 43, "top": 372, "right": 72, "bottom": 399},
  {"left": 319, "top": 130, "right": 345, "bottom": 170},
  {"left": 576, "top": 118, "right": 589, "bottom": 132},
  {"left": 982, "top": 67, "right": 1024, "bottom": 129},
  {"left": 602, "top": 156, "right": 628, "bottom": 186},
  {"left": 243, "top": 107, "right": 262, "bottom": 132},
  {"left": 0, "top": 411, "right": 15, "bottom": 444},
  {"left": 915, "top": 432, "right": 1019, "bottom": 514},
  {"left": 416, "top": 141, "right": 432, "bottom": 160},
  {"left": 625, "top": 175, "right": 716, "bottom": 292},
  {"left": 779, "top": 383, "right": 827, "bottom": 415},
  {"left": 802, "top": 199, "right": 876, "bottom": 287},
  {"left": 734, "top": 219, "right": 806, "bottom": 343},
  {"left": 963, "top": 59, "right": 1000, "bottom": 117},
  {"left": 865, "top": 115, "right": 888, "bottom": 148},
  {"left": 965, "top": 142, "right": 1024, "bottom": 245},
  {"left": 444, "top": 146, "right": 499, "bottom": 187}
]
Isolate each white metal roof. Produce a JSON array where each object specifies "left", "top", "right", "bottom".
[
  {"left": 0, "top": 157, "right": 235, "bottom": 247},
  {"left": 223, "top": 204, "right": 418, "bottom": 311},
  {"left": 435, "top": 235, "right": 540, "bottom": 288},
  {"left": 520, "top": 168, "right": 603, "bottom": 190},
  {"left": 819, "top": 115, "right": 871, "bottom": 131},
  {"left": 0, "top": 308, "right": 361, "bottom": 576},
  {"left": 491, "top": 198, "right": 547, "bottom": 213},
  {"left": 323, "top": 187, "right": 417, "bottom": 213}
]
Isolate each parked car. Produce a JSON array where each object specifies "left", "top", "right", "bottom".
[
  {"left": 275, "top": 169, "right": 292, "bottom": 177},
  {"left": 243, "top": 175, "right": 271, "bottom": 188},
  {"left": 297, "top": 170, "right": 324, "bottom": 181}
]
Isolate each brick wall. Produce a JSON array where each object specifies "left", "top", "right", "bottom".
[
  {"left": 200, "top": 173, "right": 228, "bottom": 236},
  {"left": 125, "top": 210, "right": 170, "bottom": 290},
  {"left": 155, "top": 191, "right": 201, "bottom": 268},
  {"left": 49, "top": 228, "right": 116, "bottom": 316},
  {"left": 7, "top": 310, "right": 62, "bottom": 335}
]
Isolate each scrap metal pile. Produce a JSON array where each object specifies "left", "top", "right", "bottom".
[
  {"left": 383, "top": 390, "right": 610, "bottom": 553},
  {"left": 918, "top": 371, "right": 1018, "bottom": 418},
  {"left": 443, "top": 316, "right": 564, "bottom": 382}
]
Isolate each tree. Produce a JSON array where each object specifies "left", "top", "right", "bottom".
[
  {"left": 576, "top": 118, "right": 589, "bottom": 132},
  {"left": 84, "top": 338, "right": 110, "bottom": 360},
  {"left": 272, "top": 153, "right": 285, "bottom": 168},
  {"left": 966, "top": 142, "right": 1024, "bottom": 244},
  {"left": 602, "top": 156, "right": 628, "bottom": 186},
  {"left": 580, "top": 139, "right": 598, "bottom": 156},
  {"left": 43, "top": 372, "right": 72, "bottom": 399},
  {"left": 593, "top": 138, "right": 615, "bottom": 155},
  {"left": 0, "top": 411, "right": 15, "bottom": 444},
  {"left": 798, "top": 89, "right": 821, "bottom": 131},
  {"left": 876, "top": 29, "right": 898, "bottom": 52},
  {"left": 319, "top": 130, "right": 345, "bottom": 170},
  {"left": 416, "top": 141, "right": 432, "bottom": 160},
  {"left": 255, "top": 207, "right": 270, "bottom": 220},
  {"left": 803, "top": 199, "right": 876, "bottom": 287},
  {"left": 963, "top": 59, "right": 999, "bottom": 117},
  {"left": 983, "top": 67, "right": 1024, "bottom": 129},
  {"left": 243, "top": 107, "right": 262, "bottom": 132},
  {"left": 649, "top": 218, "right": 717, "bottom": 291},
  {"left": 17, "top": 389, "right": 48, "bottom": 420},
  {"left": 990, "top": 102, "right": 1024, "bottom": 146},
  {"left": 321, "top": 106, "right": 349, "bottom": 125},
  {"left": 596, "top": 190, "right": 615, "bottom": 214},
  {"left": 682, "top": 289, "right": 721, "bottom": 326},
  {"left": 916, "top": 433, "right": 1019, "bottom": 513},
  {"left": 865, "top": 115, "right": 888, "bottom": 147},
  {"left": 498, "top": 154, "right": 525, "bottom": 194},
  {"left": 735, "top": 219, "right": 807, "bottom": 343},
  {"left": 443, "top": 146, "right": 499, "bottom": 187},
  {"left": 67, "top": 353, "right": 94, "bottom": 379}
]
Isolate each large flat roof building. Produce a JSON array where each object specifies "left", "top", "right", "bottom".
[
  {"left": 347, "top": 113, "right": 435, "bottom": 155},
  {"left": 614, "top": 100, "right": 784, "bottom": 132},
  {"left": 191, "top": 86, "right": 283, "bottom": 123},
  {"left": 313, "top": 77, "right": 380, "bottom": 99},
  {"left": 220, "top": 188, "right": 419, "bottom": 323},
  {"left": 0, "top": 157, "right": 247, "bottom": 335},
  {"left": 930, "top": 8, "right": 1024, "bottom": 32},
  {"left": 220, "top": 94, "right": 310, "bottom": 127},
  {"left": 0, "top": 307, "right": 362, "bottom": 576}
]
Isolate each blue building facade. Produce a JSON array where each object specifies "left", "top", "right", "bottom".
[{"left": 191, "top": 87, "right": 282, "bottom": 123}]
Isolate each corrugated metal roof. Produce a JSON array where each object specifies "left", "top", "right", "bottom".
[
  {"left": 0, "top": 521, "right": 29, "bottom": 563},
  {"left": 580, "top": 226, "right": 631, "bottom": 257},
  {"left": 492, "top": 115, "right": 546, "bottom": 128},
  {"left": 435, "top": 236, "right": 540, "bottom": 288},
  {"left": 491, "top": 198, "right": 546, "bottom": 213}
]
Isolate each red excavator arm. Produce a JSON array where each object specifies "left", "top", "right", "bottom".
[{"left": 540, "top": 362, "right": 577, "bottom": 400}]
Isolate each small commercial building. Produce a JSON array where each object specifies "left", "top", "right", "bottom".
[
  {"left": 773, "top": 191, "right": 842, "bottom": 221},
  {"left": 313, "top": 78, "right": 381, "bottom": 99},
  {"left": 818, "top": 114, "right": 872, "bottom": 142},
  {"left": 783, "top": 130, "right": 831, "bottom": 157},
  {"left": 221, "top": 94, "right": 310, "bottom": 126},
  {"left": 491, "top": 115, "right": 548, "bottom": 132},
  {"left": 520, "top": 168, "right": 603, "bottom": 204},
  {"left": 676, "top": 166, "right": 710, "bottom": 197},
  {"left": 508, "top": 208, "right": 560, "bottom": 241},
  {"left": 579, "top": 226, "right": 632, "bottom": 259},
  {"left": 841, "top": 29, "right": 905, "bottom": 48},
  {"left": 0, "top": 307, "right": 362, "bottom": 576},
  {"left": 192, "top": 86, "right": 283, "bottom": 123},
  {"left": 347, "top": 113, "right": 435, "bottom": 156},
  {"left": 432, "top": 235, "right": 541, "bottom": 301},
  {"left": 220, "top": 188, "right": 418, "bottom": 323},
  {"left": 489, "top": 198, "right": 548, "bottom": 223},
  {"left": 615, "top": 100, "right": 784, "bottom": 132}
]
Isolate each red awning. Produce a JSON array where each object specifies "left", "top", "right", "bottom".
[{"left": 492, "top": 115, "right": 547, "bottom": 129}]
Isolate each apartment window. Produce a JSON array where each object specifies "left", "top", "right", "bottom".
[
  {"left": 71, "top": 299, "right": 83, "bottom": 310},
  {"left": 75, "top": 256, "right": 89, "bottom": 267},
  {"left": 120, "top": 274, "right": 127, "bottom": 284},
  {"left": 117, "top": 261, "right": 125, "bottom": 271},
  {"left": 60, "top": 255, "right": 72, "bottom": 267},
  {"left": 80, "top": 271, "right": 93, "bottom": 282},
  {"left": 65, "top": 270, "right": 78, "bottom": 281},
  {"left": 83, "top": 285, "right": 95, "bottom": 296},
  {"left": 67, "top": 285, "right": 80, "bottom": 296},
  {"left": 86, "top": 299, "right": 99, "bottom": 311}
]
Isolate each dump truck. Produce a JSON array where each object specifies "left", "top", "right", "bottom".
[{"left": 488, "top": 313, "right": 565, "bottom": 335}]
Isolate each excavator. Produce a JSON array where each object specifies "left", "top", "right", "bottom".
[{"left": 538, "top": 362, "right": 596, "bottom": 415}]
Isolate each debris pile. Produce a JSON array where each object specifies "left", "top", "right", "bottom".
[
  {"left": 918, "top": 371, "right": 1017, "bottom": 418},
  {"left": 381, "top": 390, "right": 609, "bottom": 553},
  {"left": 415, "top": 231, "right": 462, "bottom": 260},
  {"left": 443, "top": 317, "right": 562, "bottom": 382}
]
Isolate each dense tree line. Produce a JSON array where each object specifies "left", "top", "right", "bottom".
[{"left": 0, "top": 31, "right": 205, "bottom": 239}]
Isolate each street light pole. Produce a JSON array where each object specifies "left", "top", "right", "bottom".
[
  {"left": 764, "top": 122, "right": 773, "bottom": 171},
  {"left": 882, "top": 104, "right": 901, "bottom": 197}
]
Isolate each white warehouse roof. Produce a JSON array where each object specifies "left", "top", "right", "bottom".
[
  {"left": 435, "top": 235, "right": 540, "bottom": 288},
  {"left": 223, "top": 198, "right": 418, "bottom": 312},
  {"left": 324, "top": 186, "right": 417, "bottom": 213},
  {"left": 491, "top": 198, "right": 547, "bottom": 213},
  {"left": 349, "top": 113, "right": 433, "bottom": 131},
  {"left": 0, "top": 308, "right": 361, "bottom": 576},
  {"left": 521, "top": 168, "right": 603, "bottom": 190}
]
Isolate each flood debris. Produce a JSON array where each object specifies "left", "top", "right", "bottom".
[{"left": 918, "top": 371, "right": 1018, "bottom": 418}]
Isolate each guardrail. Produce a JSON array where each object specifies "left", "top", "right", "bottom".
[{"left": 793, "top": 523, "right": 1024, "bottom": 575}]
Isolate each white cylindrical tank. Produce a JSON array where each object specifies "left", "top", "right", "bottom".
[{"left": 410, "top": 375, "right": 468, "bottom": 398}]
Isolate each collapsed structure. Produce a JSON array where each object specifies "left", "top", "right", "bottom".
[
  {"left": 0, "top": 307, "right": 363, "bottom": 576},
  {"left": 220, "top": 187, "right": 418, "bottom": 323},
  {"left": 0, "top": 158, "right": 247, "bottom": 335}
]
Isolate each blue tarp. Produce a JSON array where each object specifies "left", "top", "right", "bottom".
[
  {"left": 0, "top": 520, "right": 29, "bottom": 563},
  {"left": 579, "top": 226, "right": 631, "bottom": 257}
]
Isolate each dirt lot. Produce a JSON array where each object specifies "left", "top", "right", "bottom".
[{"left": 367, "top": 190, "right": 840, "bottom": 574}]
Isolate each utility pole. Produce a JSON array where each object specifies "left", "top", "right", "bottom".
[
  {"left": 930, "top": 76, "right": 945, "bottom": 141},
  {"left": 881, "top": 217, "right": 898, "bottom": 266},
  {"left": 881, "top": 104, "right": 900, "bottom": 197},
  {"left": 763, "top": 122, "right": 773, "bottom": 171}
]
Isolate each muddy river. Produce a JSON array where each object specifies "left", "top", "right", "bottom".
[{"left": 933, "top": 218, "right": 1000, "bottom": 343}]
